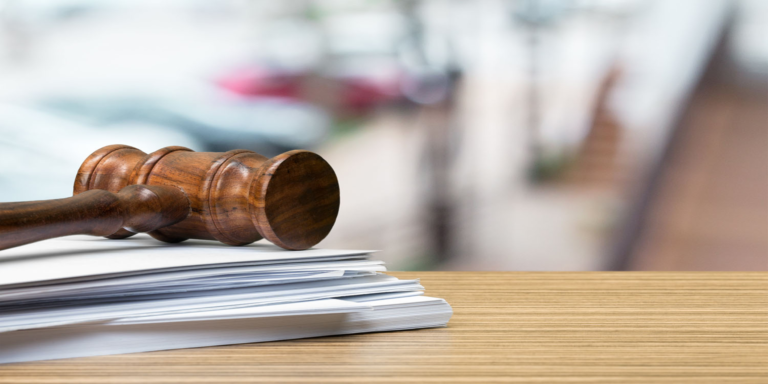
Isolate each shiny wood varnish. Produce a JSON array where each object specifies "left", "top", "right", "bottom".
[{"left": 0, "top": 145, "right": 340, "bottom": 251}]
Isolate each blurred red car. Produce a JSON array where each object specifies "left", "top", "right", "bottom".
[{"left": 216, "top": 59, "right": 405, "bottom": 115}]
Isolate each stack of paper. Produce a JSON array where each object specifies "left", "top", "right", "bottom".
[{"left": 0, "top": 236, "right": 452, "bottom": 364}]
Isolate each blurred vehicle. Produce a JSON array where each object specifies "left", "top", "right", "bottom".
[
  {"left": 216, "top": 58, "right": 404, "bottom": 115},
  {"left": 37, "top": 94, "right": 330, "bottom": 156},
  {"left": 0, "top": 104, "right": 202, "bottom": 202},
  {"left": 215, "top": 12, "right": 420, "bottom": 115}
]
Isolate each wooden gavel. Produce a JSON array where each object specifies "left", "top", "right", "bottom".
[{"left": 0, "top": 145, "right": 340, "bottom": 251}]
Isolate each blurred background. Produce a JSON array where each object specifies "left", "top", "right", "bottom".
[{"left": 0, "top": 0, "right": 765, "bottom": 271}]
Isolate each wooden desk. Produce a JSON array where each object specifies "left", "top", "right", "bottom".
[{"left": 1, "top": 272, "right": 766, "bottom": 383}]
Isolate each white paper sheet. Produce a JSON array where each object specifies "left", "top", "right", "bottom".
[
  {"left": 0, "top": 260, "right": 385, "bottom": 302},
  {"left": 111, "top": 299, "right": 373, "bottom": 324},
  {"left": 0, "top": 237, "right": 453, "bottom": 366},
  {"left": 0, "top": 275, "right": 424, "bottom": 332},
  {"left": 0, "top": 235, "right": 374, "bottom": 288},
  {"left": 0, "top": 295, "right": 453, "bottom": 364}
]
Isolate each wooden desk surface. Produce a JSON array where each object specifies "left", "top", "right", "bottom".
[{"left": 1, "top": 272, "right": 766, "bottom": 383}]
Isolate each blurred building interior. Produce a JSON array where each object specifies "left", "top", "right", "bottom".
[{"left": 0, "top": 0, "right": 765, "bottom": 270}]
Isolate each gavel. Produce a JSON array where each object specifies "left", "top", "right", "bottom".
[{"left": 0, "top": 145, "right": 340, "bottom": 251}]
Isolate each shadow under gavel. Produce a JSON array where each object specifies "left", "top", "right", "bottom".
[{"left": 0, "top": 145, "right": 340, "bottom": 251}]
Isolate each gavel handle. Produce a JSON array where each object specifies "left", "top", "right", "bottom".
[{"left": 0, "top": 185, "right": 190, "bottom": 251}]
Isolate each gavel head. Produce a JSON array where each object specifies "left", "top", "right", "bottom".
[{"left": 73, "top": 145, "right": 340, "bottom": 250}]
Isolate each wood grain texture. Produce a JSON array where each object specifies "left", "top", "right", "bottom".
[
  {"left": 0, "top": 272, "right": 765, "bottom": 383},
  {"left": 250, "top": 150, "right": 340, "bottom": 250},
  {"left": 0, "top": 185, "right": 189, "bottom": 251},
  {"left": 0, "top": 145, "right": 340, "bottom": 251},
  {"left": 74, "top": 144, "right": 149, "bottom": 239}
]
